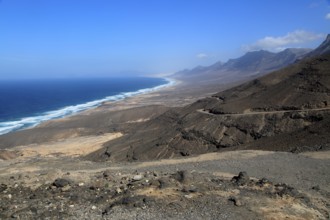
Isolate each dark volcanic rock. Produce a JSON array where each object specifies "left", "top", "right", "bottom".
[
  {"left": 0, "top": 184, "right": 8, "bottom": 192},
  {"left": 256, "top": 178, "right": 271, "bottom": 187},
  {"left": 53, "top": 178, "right": 72, "bottom": 188},
  {"left": 231, "top": 172, "right": 250, "bottom": 186}
]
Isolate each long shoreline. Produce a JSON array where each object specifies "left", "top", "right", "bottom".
[{"left": 0, "top": 77, "right": 178, "bottom": 136}]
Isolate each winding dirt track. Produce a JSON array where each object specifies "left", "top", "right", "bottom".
[{"left": 197, "top": 107, "right": 330, "bottom": 116}]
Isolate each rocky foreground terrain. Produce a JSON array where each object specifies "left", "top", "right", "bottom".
[{"left": 0, "top": 149, "right": 329, "bottom": 219}]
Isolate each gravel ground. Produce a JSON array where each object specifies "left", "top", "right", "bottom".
[{"left": 0, "top": 150, "right": 329, "bottom": 219}]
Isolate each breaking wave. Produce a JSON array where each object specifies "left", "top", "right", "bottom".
[{"left": 0, "top": 78, "right": 175, "bottom": 135}]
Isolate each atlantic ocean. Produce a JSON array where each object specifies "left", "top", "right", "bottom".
[{"left": 0, "top": 77, "right": 173, "bottom": 135}]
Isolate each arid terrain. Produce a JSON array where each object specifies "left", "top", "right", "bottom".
[
  {"left": 0, "top": 145, "right": 329, "bottom": 219},
  {"left": 0, "top": 35, "right": 329, "bottom": 219}
]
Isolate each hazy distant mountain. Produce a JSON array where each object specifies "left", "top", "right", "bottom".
[
  {"left": 222, "top": 48, "right": 311, "bottom": 71},
  {"left": 173, "top": 47, "right": 312, "bottom": 84}
]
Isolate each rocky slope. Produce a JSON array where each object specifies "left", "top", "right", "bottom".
[{"left": 87, "top": 38, "right": 330, "bottom": 162}]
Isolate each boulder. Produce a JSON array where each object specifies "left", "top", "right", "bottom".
[
  {"left": 231, "top": 172, "right": 250, "bottom": 186},
  {"left": 53, "top": 178, "right": 72, "bottom": 188}
]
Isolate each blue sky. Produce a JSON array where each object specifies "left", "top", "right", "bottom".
[{"left": 0, "top": 0, "right": 329, "bottom": 78}]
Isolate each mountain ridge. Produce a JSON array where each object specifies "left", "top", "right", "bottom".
[
  {"left": 86, "top": 35, "right": 330, "bottom": 162},
  {"left": 173, "top": 47, "right": 313, "bottom": 84},
  {"left": 305, "top": 34, "right": 330, "bottom": 57}
]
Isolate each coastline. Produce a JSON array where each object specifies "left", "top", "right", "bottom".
[
  {"left": 0, "top": 76, "right": 219, "bottom": 150},
  {"left": 0, "top": 77, "right": 178, "bottom": 136}
]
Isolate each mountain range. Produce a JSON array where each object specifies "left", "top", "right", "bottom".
[
  {"left": 173, "top": 47, "right": 312, "bottom": 85},
  {"left": 86, "top": 34, "right": 330, "bottom": 162}
]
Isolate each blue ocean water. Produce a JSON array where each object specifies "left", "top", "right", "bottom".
[{"left": 0, "top": 77, "right": 173, "bottom": 135}]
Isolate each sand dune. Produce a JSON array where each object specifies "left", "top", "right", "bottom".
[{"left": 11, "top": 132, "right": 122, "bottom": 159}]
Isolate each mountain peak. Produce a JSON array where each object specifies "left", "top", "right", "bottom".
[
  {"left": 305, "top": 34, "right": 330, "bottom": 57},
  {"left": 326, "top": 34, "right": 330, "bottom": 41},
  {"left": 320, "top": 34, "right": 330, "bottom": 46},
  {"left": 245, "top": 50, "right": 273, "bottom": 55}
]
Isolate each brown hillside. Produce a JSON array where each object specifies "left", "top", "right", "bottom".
[{"left": 87, "top": 54, "right": 330, "bottom": 162}]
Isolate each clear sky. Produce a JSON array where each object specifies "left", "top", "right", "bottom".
[{"left": 0, "top": 0, "right": 329, "bottom": 79}]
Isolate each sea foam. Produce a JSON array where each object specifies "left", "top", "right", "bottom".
[{"left": 0, "top": 78, "right": 175, "bottom": 135}]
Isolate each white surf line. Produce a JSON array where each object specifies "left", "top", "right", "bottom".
[{"left": 0, "top": 78, "right": 176, "bottom": 136}]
